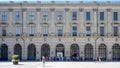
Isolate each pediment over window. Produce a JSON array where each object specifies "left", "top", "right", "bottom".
[
  {"left": 55, "top": 22, "right": 64, "bottom": 26},
  {"left": 0, "top": 22, "right": 8, "bottom": 26},
  {"left": 41, "top": 22, "right": 49, "bottom": 26}
]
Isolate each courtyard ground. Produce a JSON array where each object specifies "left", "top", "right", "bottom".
[{"left": 0, "top": 61, "right": 120, "bottom": 68}]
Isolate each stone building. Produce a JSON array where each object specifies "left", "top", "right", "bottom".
[{"left": 0, "top": 1, "right": 120, "bottom": 61}]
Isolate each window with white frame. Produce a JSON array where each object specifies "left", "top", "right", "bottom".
[
  {"left": 86, "top": 12, "right": 91, "bottom": 21},
  {"left": 16, "top": 25, "right": 21, "bottom": 36},
  {"left": 113, "top": 26, "right": 118, "bottom": 36},
  {"left": 16, "top": 11, "right": 21, "bottom": 21},
  {"left": 100, "top": 26, "right": 104, "bottom": 36},
  {"left": 43, "top": 26, "right": 48, "bottom": 36},
  {"left": 72, "top": 25, "right": 77, "bottom": 36},
  {"left": 43, "top": 11, "right": 48, "bottom": 21},
  {"left": 57, "top": 11, "right": 62, "bottom": 20},
  {"left": 72, "top": 12, "right": 77, "bottom": 20},
  {"left": 2, "top": 11, "right": 7, "bottom": 21},
  {"left": 2, "top": 26, "right": 6, "bottom": 36},
  {"left": 58, "top": 26, "right": 63, "bottom": 36},
  {"left": 29, "top": 11, "right": 34, "bottom": 21},
  {"left": 29, "top": 25, "right": 35, "bottom": 36},
  {"left": 86, "top": 26, "right": 91, "bottom": 36}
]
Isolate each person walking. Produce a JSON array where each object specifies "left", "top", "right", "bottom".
[{"left": 42, "top": 56, "right": 45, "bottom": 67}]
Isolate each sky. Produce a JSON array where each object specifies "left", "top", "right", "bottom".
[{"left": 0, "top": 0, "right": 119, "bottom": 2}]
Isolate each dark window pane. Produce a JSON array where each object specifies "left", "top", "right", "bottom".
[
  {"left": 100, "top": 26, "right": 104, "bottom": 36},
  {"left": 72, "top": 26, "right": 77, "bottom": 36},
  {"left": 72, "top": 12, "right": 77, "bottom": 20},
  {"left": 113, "top": 12, "right": 118, "bottom": 21},
  {"left": 86, "top": 12, "right": 90, "bottom": 20},
  {"left": 100, "top": 12, "right": 104, "bottom": 20},
  {"left": 86, "top": 26, "right": 91, "bottom": 36},
  {"left": 114, "top": 26, "right": 118, "bottom": 36}
]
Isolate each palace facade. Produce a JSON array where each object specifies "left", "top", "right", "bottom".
[{"left": 0, "top": 1, "right": 120, "bottom": 61}]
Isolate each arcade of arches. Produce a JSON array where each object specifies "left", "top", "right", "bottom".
[{"left": 0, "top": 43, "right": 120, "bottom": 61}]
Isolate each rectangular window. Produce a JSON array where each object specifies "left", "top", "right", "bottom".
[
  {"left": 2, "top": 26, "right": 6, "bottom": 36},
  {"left": 86, "top": 26, "right": 91, "bottom": 36},
  {"left": 43, "top": 11, "right": 48, "bottom": 21},
  {"left": 16, "top": 26, "right": 21, "bottom": 36},
  {"left": 43, "top": 26, "right": 48, "bottom": 36},
  {"left": 86, "top": 12, "right": 90, "bottom": 20},
  {"left": 114, "top": 26, "right": 118, "bottom": 36},
  {"left": 2, "top": 11, "right": 7, "bottom": 21},
  {"left": 113, "top": 12, "right": 118, "bottom": 21},
  {"left": 57, "top": 11, "right": 62, "bottom": 20},
  {"left": 58, "top": 26, "right": 63, "bottom": 36},
  {"left": 72, "top": 12, "right": 77, "bottom": 20},
  {"left": 100, "top": 26, "right": 104, "bottom": 36},
  {"left": 29, "top": 11, "right": 34, "bottom": 21},
  {"left": 72, "top": 26, "right": 77, "bottom": 36},
  {"left": 16, "top": 11, "right": 21, "bottom": 21},
  {"left": 100, "top": 12, "right": 104, "bottom": 20},
  {"left": 29, "top": 25, "right": 35, "bottom": 36}
]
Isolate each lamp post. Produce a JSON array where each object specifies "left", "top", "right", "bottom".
[{"left": 20, "top": 3, "right": 25, "bottom": 61}]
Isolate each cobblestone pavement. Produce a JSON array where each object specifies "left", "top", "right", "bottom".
[{"left": 0, "top": 61, "right": 120, "bottom": 68}]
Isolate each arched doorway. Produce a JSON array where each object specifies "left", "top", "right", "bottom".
[
  {"left": 41, "top": 44, "right": 50, "bottom": 57},
  {"left": 56, "top": 44, "right": 64, "bottom": 58},
  {"left": 27, "top": 44, "right": 36, "bottom": 60},
  {"left": 98, "top": 44, "right": 107, "bottom": 61},
  {"left": 112, "top": 44, "right": 120, "bottom": 61},
  {"left": 70, "top": 44, "right": 79, "bottom": 60},
  {"left": 84, "top": 44, "right": 93, "bottom": 61},
  {"left": 14, "top": 44, "right": 22, "bottom": 60},
  {"left": 0, "top": 44, "right": 8, "bottom": 61}
]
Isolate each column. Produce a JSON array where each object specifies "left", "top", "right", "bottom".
[
  {"left": 50, "top": 8, "right": 55, "bottom": 35},
  {"left": 8, "top": 43, "right": 14, "bottom": 61},
  {"left": 22, "top": 42, "right": 27, "bottom": 60},
  {"left": 93, "top": 8, "right": 98, "bottom": 35},
  {"left": 107, "top": 43, "right": 112, "bottom": 61},
  {"left": 8, "top": 8, "right": 13, "bottom": 34},
  {"left": 65, "top": 8, "right": 70, "bottom": 36},
  {"left": 80, "top": 43, "right": 84, "bottom": 61},
  {"left": 36, "top": 44, "right": 41, "bottom": 61},
  {"left": 106, "top": 8, "right": 112, "bottom": 35},
  {"left": 22, "top": 9, "right": 27, "bottom": 33},
  {"left": 79, "top": 8, "right": 84, "bottom": 36},
  {"left": 36, "top": 8, "right": 41, "bottom": 33},
  {"left": 64, "top": 43, "right": 70, "bottom": 60},
  {"left": 50, "top": 43, "right": 56, "bottom": 58}
]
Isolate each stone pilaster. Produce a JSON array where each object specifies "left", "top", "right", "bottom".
[{"left": 36, "top": 44, "right": 41, "bottom": 61}]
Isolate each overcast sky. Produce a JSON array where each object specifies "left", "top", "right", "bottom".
[{"left": 0, "top": 0, "right": 119, "bottom": 2}]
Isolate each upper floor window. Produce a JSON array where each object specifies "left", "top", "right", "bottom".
[
  {"left": 100, "top": 12, "right": 104, "bottom": 20},
  {"left": 86, "top": 12, "right": 90, "bottom": 20},
  {"left": 57, "top": 11, "right": 62, "bottom": 20},
  {"left": 2, "top": 26, "right": 6, "bottom": 36},
  {"left": 113, "top": 26, "right": 118, "bottom": 36},
  {"left": 72, "top": 25, "right": 77, "bottom": 36},
  {"left": 113, "top": 12, "right": 118, "bottom": 21},
  {"left": 100, "top": 26, "right": 104, "bottom": 36},
  {"left": 29, "top": 25, "right": 35, "bottom": 36},
  {"left": 58, "top": 26, "right": 63, "bottom": 36},
  {"left": 72, "top": 12, "right": 77, "bottom": 20},
  {"left": 16, "top": 11, "right": 21, "bottom": 21},
  {"left": 86, "top": 26, "right": 91, "bottom": 36},
  {"left": 43, "top": 26, "right": 48, "bottom": 36},
  {"left": 2, "top": 11, "right": 7, "bottom": 21},
  {"left": 29, "top": 11, "right": 34, "bottom": 21},
  {"left": 43, "top": 11, "right": 48, "bottom": 21},
  {"left": 16, "top": 26, "right": 21, "bottom": 36}
]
